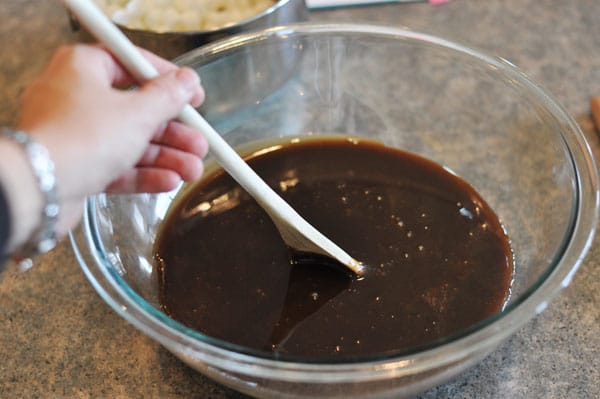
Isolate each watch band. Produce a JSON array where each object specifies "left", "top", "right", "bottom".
[{"left": 1, "top": 128, "right": 59, "bottom": 263}]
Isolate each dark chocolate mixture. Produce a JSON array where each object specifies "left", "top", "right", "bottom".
[{"left": 155, "top": 137, "right": 513, "bottom": 359}]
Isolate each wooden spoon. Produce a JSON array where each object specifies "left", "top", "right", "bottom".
[{"left": 63, "top": 0, "right": 364, "bottom": 276}]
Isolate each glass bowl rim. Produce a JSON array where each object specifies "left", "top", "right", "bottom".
[{"left": 70, "top": 22, "right": 599, "bottom": 382}]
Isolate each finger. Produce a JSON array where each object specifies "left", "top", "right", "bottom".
[
  {"left": 137, "top": 47, "right": 184, "bottom": 74},
  {"left": 56, "top": 198, "right": 85, "bottom": 238},
  {"left": 126, "top": 68, "right": 202, "bottom": 130},
  {"left": 104, "top": 46, "right": 204, "bottom": 103},
  {"left": 98, "top": 45, "right": 205, "bottom": 105},
  {"left": 133, "top": 51, "right": 205, "bottom": 106},
  {"left": 106, "top": 168, "right": 182, "bottom": 193},
  {"left": 137, "top": 143, "right": 204, "bottom": 181},
  {"left": 35, "top": 44, "right": 204, "bottom": 102},
  {"left": 42, "top": 44, "right": 138, "bottom": 89},
  {"left": 99, "top": 44, "right": 179, "bottom": 85},
  {"left": 152, "top": 121, "right": 209, "bottom": 158}
]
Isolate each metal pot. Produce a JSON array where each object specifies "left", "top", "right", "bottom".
[{"left": 70, "top": 0, "right": 309, "bottom": 59}]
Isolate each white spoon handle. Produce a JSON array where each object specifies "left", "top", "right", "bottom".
[{"left": 62, "top": 0, "right": 364, "bottom": 275}]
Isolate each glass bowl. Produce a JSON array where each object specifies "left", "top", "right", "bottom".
[{"left": 70, "top": 24, "right": 599, "bottom": 398}]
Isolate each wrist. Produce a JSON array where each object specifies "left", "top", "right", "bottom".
[
  {"left": 0, "top": 128, "right": 58, "bottom": 260},
  {"left": 0, "top": 137, "right": 43, "bottom": 251}
]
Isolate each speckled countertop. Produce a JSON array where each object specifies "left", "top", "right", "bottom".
[{"left": 0, "top": 1, "right": 599, "bottom": 398}]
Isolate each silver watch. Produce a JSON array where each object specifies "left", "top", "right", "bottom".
[{"left": 1, "top": 128, "right": 59, "bottom": 262}]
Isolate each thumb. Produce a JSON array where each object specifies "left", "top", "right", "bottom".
[{"left": 131, "top": 67, "right": 201, "bottom": 125}]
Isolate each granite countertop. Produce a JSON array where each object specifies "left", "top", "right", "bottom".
[{"left": 0, "top": 1, "right": 599, "bottom": 398}]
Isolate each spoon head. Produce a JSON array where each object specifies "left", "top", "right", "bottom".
[{"left": 272, "top": 219, "right": 366, "bottom": 277}]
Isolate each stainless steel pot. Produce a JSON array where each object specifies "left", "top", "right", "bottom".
[{"left": 70, "top": 0, "right": 308, "bottom": 59}]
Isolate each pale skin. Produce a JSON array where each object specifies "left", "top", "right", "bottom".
[{"left": 0, "top": 44, "right": 208, "bottom": 253}]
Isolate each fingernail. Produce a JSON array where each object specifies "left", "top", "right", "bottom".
[{"left": 176, "top": 67, "right": 200, "bottom": 93}]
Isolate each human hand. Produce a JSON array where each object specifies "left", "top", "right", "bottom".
[{"left": 3, "top": 44, "right": 207, "bottom": 248}]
